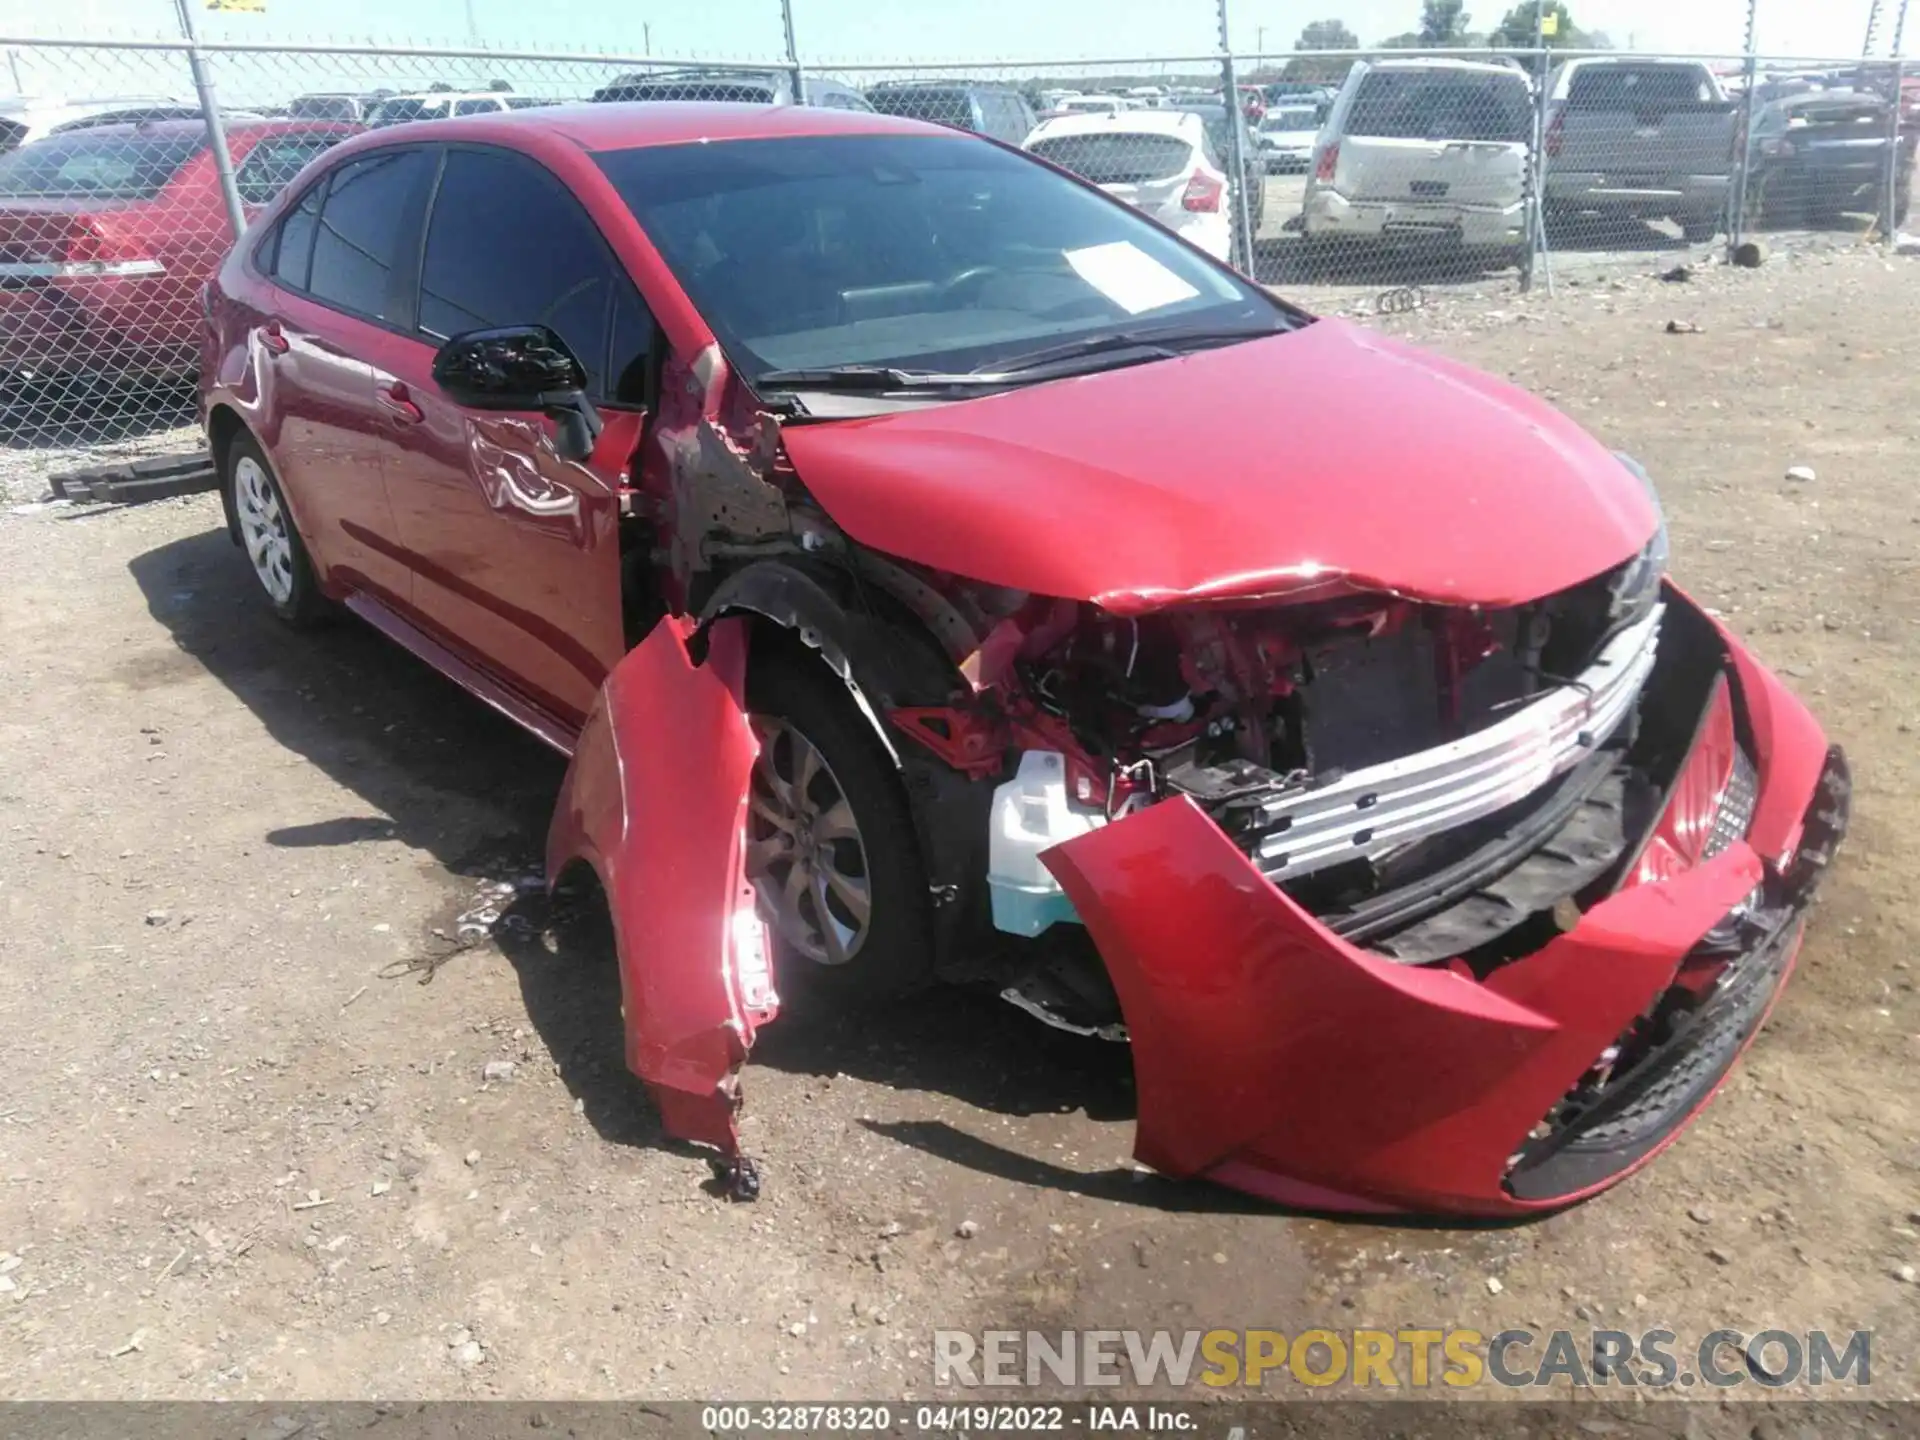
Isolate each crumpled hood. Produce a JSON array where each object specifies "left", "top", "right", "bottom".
[{"left": 779, "top": 317, "right": 1659, "bottom": 613}]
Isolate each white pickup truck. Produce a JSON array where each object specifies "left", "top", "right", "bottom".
[{"left": 1544, "top": 58, "right": 1739, "bottom": 242}]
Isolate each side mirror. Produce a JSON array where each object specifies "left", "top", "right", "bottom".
[{"left": 431, "top": 324, "right": 604, "bottom": 463}]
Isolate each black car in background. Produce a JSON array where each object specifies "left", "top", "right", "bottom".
[
  {"left": 862, "top": 81, "right": 1038, "bottom": 144},
  {"left": 1745, "top": 90, "right": 1912, "bottom": 228}
]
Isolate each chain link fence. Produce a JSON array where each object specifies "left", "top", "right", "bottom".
[{"left": 1, "top": 16, "right": 1913, "bottom": 456}]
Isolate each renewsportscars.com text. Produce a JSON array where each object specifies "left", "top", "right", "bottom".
[{"left": 932, "top": 1328, "right": 1872, "bottom": 1390}]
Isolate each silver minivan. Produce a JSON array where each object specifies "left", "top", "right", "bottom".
[{"left": 1303, "top": 58, "right": 1533, "bottom": 262}]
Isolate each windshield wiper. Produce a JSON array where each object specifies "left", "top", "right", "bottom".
[
  {"left": 756, "top": 364, "right": 1002, "bottom": 390},
  {"left": 977, "top": 324, "right": 1288, "bottom": 378}
]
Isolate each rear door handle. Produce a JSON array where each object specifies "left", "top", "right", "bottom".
[
  {"left": 377, "top": 380, "right": 424, "bottom": 424},
  {"left": 259, "top": 321, "right": 289, "bottom": 356}
]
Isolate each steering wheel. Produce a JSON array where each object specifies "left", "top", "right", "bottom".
[{"left": 937, "top": 265, "right": 1001, "bottom": 304}]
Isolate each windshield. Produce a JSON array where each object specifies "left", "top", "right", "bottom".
[
  {"left": 596, "top": 133, "right": 1281, "bottom": 382},
  {"left": 1348, "top": 70, "right": 1532, "bottom": 143},
  {"left": 1265, "top": 105, "right": 1324, "bottom": 130},
  {"left": 0, "top": 128, "right": 202, "bottom": 199}
]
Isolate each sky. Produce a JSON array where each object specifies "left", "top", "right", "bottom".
[{"left": 2, "top": 0, "right": 1896, "bottom": 94}]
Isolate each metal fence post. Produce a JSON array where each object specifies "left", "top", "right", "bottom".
[
  {"left": 1728, "top": 0, "right": 1761, "bottom": 260},
  {"left": 172, "top": 0, "right": 246, "bottom": 241},
  {"left": 780, "top": 0, "right": 806, "bottom": 105},
  {"left": 1523, "top": 45, "right": 1551, "bottom": 294},
  {"left": 1214, "top": 0, "right": 1258, "bottom": 275},
  {"left": 1885, "top": 0, "right": 1911, "bottom": 242}
]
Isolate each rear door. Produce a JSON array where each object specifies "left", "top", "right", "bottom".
[
  {"left": 376, "top": 143, "right": 643, "bottom": 726},
  {"left": 1335, "top": 68, "right": 1531, "bottom": 207},
  {"left": 250, "top": 146, "right": 436, "bottom": 604}
]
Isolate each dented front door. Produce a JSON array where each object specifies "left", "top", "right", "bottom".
[
  {"left": 376, "top": 145, "right": 649, "bottom": 725},
  {"left": 547, "top": 616, "right": 778, "bottom": 1163}
]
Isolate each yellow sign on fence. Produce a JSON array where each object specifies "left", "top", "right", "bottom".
[
  {"left": 1540, "top": 11, "right": 1560, "bottom": 35},
  {"left": 206, "top": 0, "right": 267, "bottom": 11}
]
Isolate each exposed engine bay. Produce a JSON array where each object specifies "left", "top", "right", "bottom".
[{"left": 875, "top": 545, "right": 1675, "bottom": 998}]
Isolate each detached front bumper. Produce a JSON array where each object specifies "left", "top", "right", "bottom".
[{"left": 1042, "top": 595, "right": 1847, "bottom": 1215}]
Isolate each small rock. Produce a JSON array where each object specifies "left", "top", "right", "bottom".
[
  {"left": 449, "top": 1328, "right": 473, "bottom": 1348},
  {"left": 145, "top": 910, "right": 170, "bottom": 927},
  {"left": 374, "top": 1310, "right": 391, "bottom": 1326},
  {"left": 787, "top": 1320, "right": 807, "bottom": 1337},
  {"left": 464, "top": 1150, "right": 481, "bottom": 1167},
  {"left": 481, "top": 1060, "right": 517, "bottom": 1083},
  {"left": 1688, "top": 1204, "right": 1714, "bottom": 1225},
  {"left": 1706, "top": 1247, "right": 1732, "bottom": 1265},
  {"left": 1785, "top": 465, "right": 1817, "bottom": 483},
  {"left": 0, "top": 1255, "right": 21, "bottom": 1274},
  {"left": 1665, "top": 319, "right": 1702, "bottom": 334},
  {"left": 1486, "top": 1277, "right": 1504, "bottom": 1295},
  {"left": 1211, "top": 1252, "right": 1228, "bottom": 1265},
  {"left": 1896, "top": 1264, "right": 1917, "bottom": 1284},
  {"left": 0, "top": 1275, "right": 16, "bottom": 1294},
  {"left": 451, "top": 1340, "right": 485, "bottom": 1369},
  {"left": 955, "top": 1220, "right": 979, "bottom": 1239},
  {"left": 1633, "top": 1293, "right": 1649, "bottom": 1308},
  {"left": 370, "top": 1180, "right": 391, "bottom": 1197}
]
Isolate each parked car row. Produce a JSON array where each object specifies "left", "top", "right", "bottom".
[{"left": 1291, "top": 54, "right": 1912, "bottom": 265}]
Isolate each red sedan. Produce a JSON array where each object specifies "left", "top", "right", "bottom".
[
  {"left": 198, "top": 102, "right": 1848, "bottom": 1214},
  {"left": 0, "top": 118, "right": 356, "bottom": 386}
]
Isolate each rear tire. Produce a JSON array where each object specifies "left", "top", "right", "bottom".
[
  {"left": 745, "top": 639, "right": 934, "bottom": 1005},
  {"left": 224, "top": 431, "right": 328, "bottom": 628}
]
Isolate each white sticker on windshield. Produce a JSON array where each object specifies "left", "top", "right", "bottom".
[{"left": 1064, "top": 241, "right": 1202, "bottom": 315}]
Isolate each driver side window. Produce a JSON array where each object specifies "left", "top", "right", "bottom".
[{"left": 416, "top": 146, "right": 652, "bottom": 405}]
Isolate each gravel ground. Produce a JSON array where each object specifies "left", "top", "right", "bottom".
[{"left": 1, "top": 243, "right": 1917, "bottom": 1412}]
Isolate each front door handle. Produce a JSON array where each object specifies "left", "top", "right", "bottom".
[
  {"left": 377, "top": 380, "right": 424, "bottom": 424},
  {"left": 259, "top": 321, "right": 289, "bottom": 356}
]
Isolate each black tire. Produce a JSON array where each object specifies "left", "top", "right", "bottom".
[
  {"left": 223, "top": 430, "right": 329, "bottom": 627},
  {"left": 746, "top": 639, "right": 934, "bottom": 1004}
]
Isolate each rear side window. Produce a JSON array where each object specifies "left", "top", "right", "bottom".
[
  {"left": 1029, "top": 133, "right": 1194, "bottom": 184},
  {"left": 416, "top": 147, "right": 638, "bottom": 401},
  {"left": 1348, "top": 70, "right": 1532, "bottom": 144},
  {"left": 0, "top": 129, "right": 202, "bottom": 199},
  {"left": 234, "top": 134, "right": 344, "bottom": 206},
  {"left": 1567, "top": 65, "right": 1714, "bottom": 111},
  {"left": 306, "top": 148, "right": 433, "bottom": 319}
]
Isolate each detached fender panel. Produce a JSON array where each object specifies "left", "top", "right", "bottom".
[
  {"left": 1042, "top": 795, "right": 1765, "bottom": 1214},
  {"left": 546, "top": 615, "right": 777, "bottom": 1155}
]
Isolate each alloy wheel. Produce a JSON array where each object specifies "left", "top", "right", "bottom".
[{"left": 744, "top": 717, "right": 872, "bottom": 966}]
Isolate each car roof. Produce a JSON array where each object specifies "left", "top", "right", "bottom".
[
  {"left": 39, "top": 117, "right": 354, "bottom": 141},
  {"left": 1028, "top": 110, "right": 1201, "bottom": 141},
  {"left": 370, "top": 100, "right": 943, "bottom": 151},
  {"left": 378, "top": 91, "right": 505, "bottom": 103}
]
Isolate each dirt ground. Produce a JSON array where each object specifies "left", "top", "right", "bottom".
[{"left": 1, "top": 243, "right": 1917, "bottom": 1412}]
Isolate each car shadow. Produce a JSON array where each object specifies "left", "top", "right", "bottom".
[{"left": 129, "top": 524, "right": 1279, "bottom": 1212}]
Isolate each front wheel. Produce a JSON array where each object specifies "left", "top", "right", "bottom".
[
  {"left": 744, "top": 642, "right": 934, "bottom": 1004},
  {"left": 225, "top": 432, "right": 328, "bottom": 627}
]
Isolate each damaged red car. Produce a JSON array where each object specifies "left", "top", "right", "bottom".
[{"left": 198, "top": 102, "right": 1849, "bottom": 1216}]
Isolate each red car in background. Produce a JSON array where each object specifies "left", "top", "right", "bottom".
[
  {"left": 0, "top": 118, "right": 357, "bottom": 389},
  {"left": 198, "top": 103, "right": 1847, "bottom": 1215}
]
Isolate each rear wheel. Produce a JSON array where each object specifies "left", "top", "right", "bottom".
[
  {"left": 225, "top": 432, "right": 328, "bottom": 627},
  {"left": 744, "top": 642, "right": 933, "bottom": 1003}
]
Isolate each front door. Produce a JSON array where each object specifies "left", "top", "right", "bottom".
[{"left": 375, "top": 145, "right": 653, "bottom": 728}]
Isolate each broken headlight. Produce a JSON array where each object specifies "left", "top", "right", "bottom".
[
  {"left": 1609, "top": 454, "right": 1669, "bottom": 626},
  {"left": 1699, "top": 748, "right": 1763, "bottom": 951}
]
